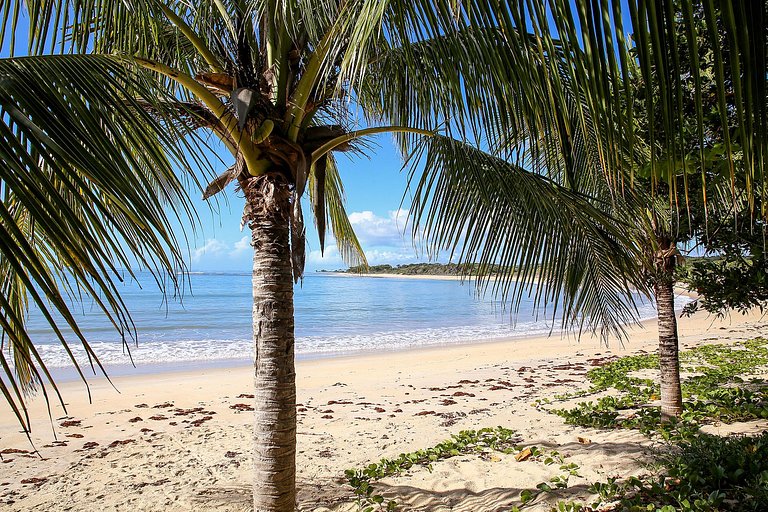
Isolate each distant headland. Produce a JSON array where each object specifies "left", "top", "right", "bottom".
[{"left": 318, "top": 263, "right": 506, "bottom": 276}]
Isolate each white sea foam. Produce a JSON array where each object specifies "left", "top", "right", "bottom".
[
  {"left": 32, "top": 324, "right": 547, "bottom": 369},
  {"left": 24, "top": 272, "right": 693, "bottom": 372},
  {"left": 32, "top": 293, "right": 689, "bottom": 369}
]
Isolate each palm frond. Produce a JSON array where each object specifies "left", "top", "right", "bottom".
[
  {"left": 0, "top": 54, "right": 207, "bottom": 432},
  {"left": 357, "top": 18, "right": 626, "bottom": 200},
  {"left": 322, "top": 155, "right": 367, "bottom": 268},
  {"left": 408, "top": 135, "right": 647, "bottom": 340}
]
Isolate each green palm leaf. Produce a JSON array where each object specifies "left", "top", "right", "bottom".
[
  {"left": 0, "top": 54, "right": 207, "bottom": 432},
  {"left": 407, "top": 135, "right": 646, "bottom": 340}
]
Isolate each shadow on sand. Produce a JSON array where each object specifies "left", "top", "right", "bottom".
[
  {"left": 193, "top": 439, "right": 651, "bottom": 510},
  {"left": 294, "top": 439, "right": 652, "bottom": 511}
]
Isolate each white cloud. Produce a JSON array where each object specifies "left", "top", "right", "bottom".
[
  {"left": 305, "top": 244, "right": 420, "bottom": 271},
  {"left": 307, "top": 246, "right": 343, "bottom": 266},
  {"left": 363, "top": 248, "right": 420, "bottom": 265},
  {"left": 191, "top": 208, "right": 439, "bottom": 272},
  {"left": 192, "top": 238, "right": 227, "bottom": 262},
  {"left": 348, "top": 209, "right": 412, "bottom": 246},
  {"left": 304, "top": 209, "right": 426, "bottom": 271},
  {"left": 230, "top": 235, "right": 251, "bottom": 257},
  {"left": 190, "top": 236, "right": 254, "bottom": 270}
]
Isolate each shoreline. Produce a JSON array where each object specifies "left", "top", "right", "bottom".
[
  {"left": 319, "top": 271, "right": 472, "bottom": 281},
  {"left": 1, "top": 308, "right": 764, "bottom": 511},
  {"left": 41, "top": 311, "right": 664, "bottom": 384},
  {"left": 37, "top": 285, "right": 695, "bottom": 384},
  {"left": 62, "top": 302, "right": 747, "bottom": 393}
]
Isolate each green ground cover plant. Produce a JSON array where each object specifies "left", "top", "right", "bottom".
[
  {"left": 548, "top": 338, "right": 768, "bottom": 439},
  {"left": 345, "top": 427, "right": 519, "bottom": 511},
  {"left": 348, "top": 339, "right": 768, "bottom": 511},
  {"left": 578, "top": 432, "right": 768, "bottom": 511},
  {"left": 346, "top": 429, "right": 587, "bottom": 511},
  {"left": 544, "top": 338, "right": 768, "bottom": 511}
]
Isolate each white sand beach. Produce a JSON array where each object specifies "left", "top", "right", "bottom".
[{"left": 1, "top": 307, "right": 766, "bottom": 511}]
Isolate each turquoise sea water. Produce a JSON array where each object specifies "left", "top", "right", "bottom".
[{"left": 25, "top": 272, "right": 686, "bottom": 377}]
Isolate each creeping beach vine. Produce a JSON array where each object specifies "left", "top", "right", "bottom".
[{"left": 345, "top": 427, "right": 519, "bottom": 510}]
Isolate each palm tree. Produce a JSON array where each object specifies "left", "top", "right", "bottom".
[
  {"left": 624, "top": 0, "right": 767, "bottom": 421},
  {"left": 3, "top": 2, "right": 645, "bottom": 509},
  {"left": 647, "top": 212, "right": 685, "bottom": 419},
  {"left": 3, "top": 0, "right": 765, "bottom": 510},
  {"left": 525, "top": 0, "right": 768, "bottom": 422},
  {"left": 512, "top": 55, "right": 689, "bottom": 421}
]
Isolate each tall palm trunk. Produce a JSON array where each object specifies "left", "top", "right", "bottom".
[
  {"left": 655, "top": 241, "right": 683, "bottom": 421},
  {"left": 244, "top": 175, "right": 297, "bottom": 511}
]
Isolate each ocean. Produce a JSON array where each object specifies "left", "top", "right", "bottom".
[{"left": 24, "top": 272, "right": 686, "bottom": 379}]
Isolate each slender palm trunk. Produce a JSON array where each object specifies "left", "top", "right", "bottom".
[
  {"left": 244, "top": 175, "right": 297, "bottom": 511},
  {"left": 655, "top": 247, "right": 683, "bottom": 421}
]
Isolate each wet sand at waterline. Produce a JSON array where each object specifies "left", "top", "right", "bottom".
[{"left": 1, "top": 308, "right": 766, "bottom": 511}]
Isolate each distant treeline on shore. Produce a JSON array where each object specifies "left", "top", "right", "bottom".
[
  {"left": 320, "top": 263, "right": 508, "bottom": 276},
  {"left": 318, "top": 257, "right": 719, "bottom": 279}
]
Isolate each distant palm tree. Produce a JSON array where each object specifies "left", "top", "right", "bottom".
[
  {"left": 523, "top": 0, "right": 768, "bottom": 423},
  {"left": 4, "top": 1, "right": 764, "bottom": 510},
  {"left": 621, "top": 0, "right": 767, "bottom": 422}
]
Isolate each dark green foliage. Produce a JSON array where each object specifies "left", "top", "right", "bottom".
[
  {"left": 663, "top": 432, "right": 768, "bottom": 511},
  {"left": 671, "top": 159, "right": 768, "bottom": 318},
  {"left": 343, "top": 262, "right": 511, "bottom": 276},
  {"left": 585, "top": 433, "right": 768, "bottom": 511},
  {"left": 677, "top": 198, "right": 768, "bottom": 317},
  {"left": 629, "top": 0, "right": 767, "bottom": 320},
  {"left": 680, "top": 256, "right": 768, "bottom": 317}
]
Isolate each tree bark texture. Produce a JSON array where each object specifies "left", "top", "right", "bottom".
[
  {"left": 244, "top": 175, "right": 297, "bottom": 511},
  {"left": 655, "top": 247, "right": 683, "bottom": 421}
]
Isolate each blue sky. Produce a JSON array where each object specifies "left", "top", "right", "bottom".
[{"left": 185, "top": 133, "right": 433, "bottom": 272}]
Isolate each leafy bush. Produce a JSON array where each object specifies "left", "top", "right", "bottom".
[
  {"left": 661, "top": 432, "right": 768, "bottom": 511},
  {"left": 585, "top": 432, "right": 768, "bottom": 511}
]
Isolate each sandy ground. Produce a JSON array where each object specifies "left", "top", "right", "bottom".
[{"left": 1, "top": 306, "right": 766, "bottom": 511}]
